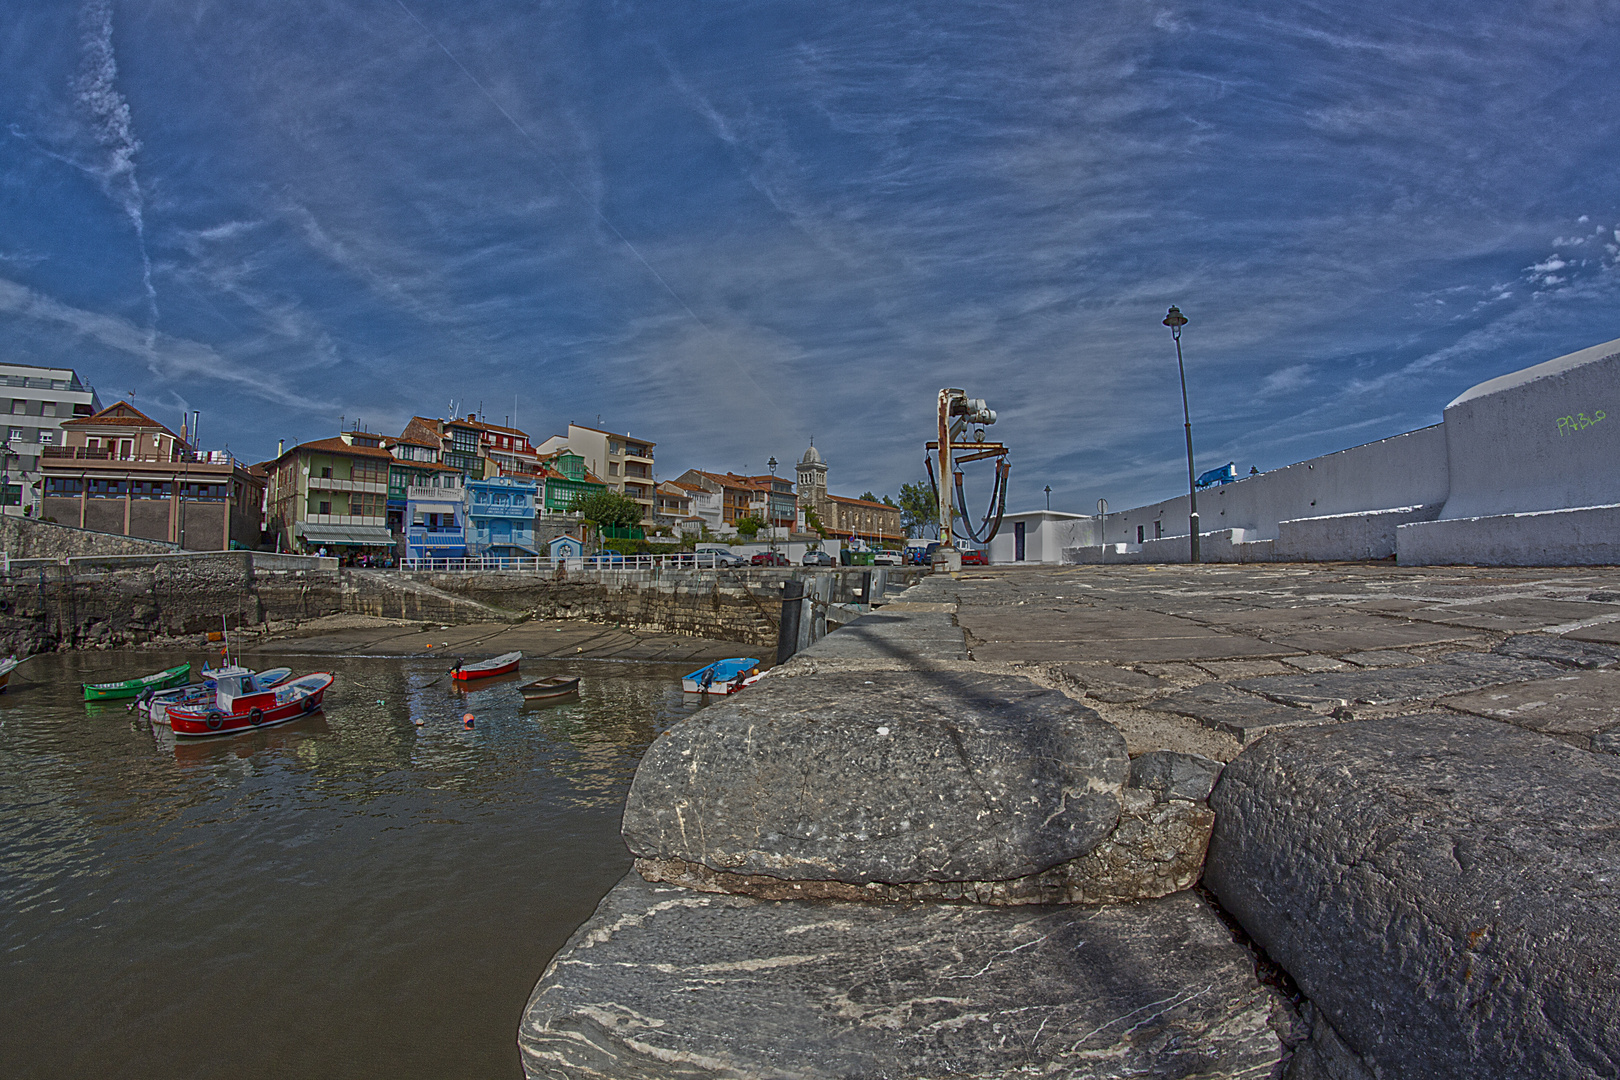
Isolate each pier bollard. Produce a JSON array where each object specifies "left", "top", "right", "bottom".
[{"left": 777, "top": 579, "right": 805, "bottom": 665}]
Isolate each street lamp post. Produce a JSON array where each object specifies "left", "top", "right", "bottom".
[
  {"left": 766, "top": 456, "right": 779, "bottom": 553},
  {"left": 1163, "top": 306, "right": 1200, "bottom": 564}
]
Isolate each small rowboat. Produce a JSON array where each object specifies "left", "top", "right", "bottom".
[
  {"left": 140, "top": 667, "right": 294, "bottom": 724},
  {"left": 519, "top": 676, "right": 581, "bottom": 700},
  {"left": 681, "top": 658, "right": 760, "bottom": 695},
  {"left": 168, "top": 667, "right": 335, "bottom": 738},
  {"left": 0, "top": 656, "right": 23, "bottom": 692},
  {"left": 452, "top": 651, "right": 522, "bottom": 682},
  {"left": 83, "top": 663, "right": 192, "bottom": 702}
]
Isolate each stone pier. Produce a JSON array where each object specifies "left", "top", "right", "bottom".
[{"left": 521, "top": 562, "right": 1620, "bottom": 1078}]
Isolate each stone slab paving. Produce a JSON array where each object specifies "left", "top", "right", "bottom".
[
  {"left": 520, "top": 875, "right": 1287, "bottom": 1080},
  {"left": 1234, "top": 652, "right": 1560, "bottom": 708},
  {"left": 1442, "top": 667, "right": 1620, "bottom": 750}
]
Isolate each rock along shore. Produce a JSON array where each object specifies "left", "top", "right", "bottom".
[{"left": 522, "top": 563, "right": 1620, "bottom": 1079}]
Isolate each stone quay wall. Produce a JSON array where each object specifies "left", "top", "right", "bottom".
[
  {"left": 0, "top": 554, "right": 921, "bottom": 654},
  {"left": 0, "top": 514, "right": 180, "bottom": 562}
]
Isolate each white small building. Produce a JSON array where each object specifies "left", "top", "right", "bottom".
[
  {"left": 986, "top": 511, "right": 1096, "bottom": 565},
  {"left": 0, "top": 362, "right": 102, "bottom": 514}
]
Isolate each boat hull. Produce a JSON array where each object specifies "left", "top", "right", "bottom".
[
  {"left": 147, "top": 667, "right": 294, "bottom": 724},
  {"left": 520, "top": 677, "right": 580, "bottom": 700},
  {"left": 681, "top": 657, "right": 761, "bottom": 695},
  {"left": 84, "top": 664, "right": 192, "bottom": 701},
  {"left": 452, "top": 652, "right": 522, "bottom": 681},
  {"left": 169, "top": 673, "right": 335, "bottom": 738}
]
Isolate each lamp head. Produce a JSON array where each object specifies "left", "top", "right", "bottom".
[{"left": 1163, "top": 305, "right": 1188, "bottom": 334}]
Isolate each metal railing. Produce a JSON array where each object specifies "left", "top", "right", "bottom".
[{"left": 401, "top": 551, "right": 731, "bottom": 573}]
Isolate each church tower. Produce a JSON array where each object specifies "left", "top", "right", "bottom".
[{"left": 797, "top": 441, "right": 829, "bottom": 525}]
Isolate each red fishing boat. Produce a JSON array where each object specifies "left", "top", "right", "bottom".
[
  {"left": 451, "top": 651, "right": 521, "bottom": 682},
  {"left": 168, "top": 666, "right": 335, "bottom": 737}
]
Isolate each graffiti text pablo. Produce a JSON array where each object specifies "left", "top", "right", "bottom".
[{"left": 1556, "top": 410, "right": 1606, "bottom": 436}]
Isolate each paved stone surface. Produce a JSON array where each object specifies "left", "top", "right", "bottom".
[
  {"left": 793, "top": 610, "right": 968, "bottom": 661},
  {"left": 1147, "top": 682, "right": 1332, "bottom": 742},
  {"left": 1442, "top": 667, "right": 1620, "bottom": 751},
  {"left": 520, "top": 874, "right": 1287, "bottom": 1080},
  {"left": 623, "top": 671, "right": 1129, "bottom": 886},
  {"left": 1234, "top": 652, "right": 1558, "bottom": 708},
  {"left": 1493, "top": 632, "right": 1620, "bottom": 668},
  {"left": 1205, "top": 715, "right": 1620, "bottom": 1080}
]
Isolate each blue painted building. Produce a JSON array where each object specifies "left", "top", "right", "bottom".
[
  {"left": 466, "top": 476, "right": 539, "bottom": 557},
  {"left": 404, "top": 476, "right": 467, "bottom": 562}
]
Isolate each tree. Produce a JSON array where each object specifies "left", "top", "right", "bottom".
[
  {"left": 804, "top": 506, "right": 827, "bottom": 538},
  {"left": 860, "top": 491, "right": 879, "bottom": 503},
  {"left": 898, "top": 480, "right": 938, "bottom": 539},
  {"left": 734, "top": 514, "right": 764, "bottom": 540},
  {"left": 570, "top": 488, "right": 643, "bottom": 529}
]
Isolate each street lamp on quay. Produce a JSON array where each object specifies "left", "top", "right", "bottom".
[
  {"left": 766, "top": 456, "right": 779, "bottom": 552},
  {"left": 1163, "top": 305, "right": 1200, "bottom": 564}
]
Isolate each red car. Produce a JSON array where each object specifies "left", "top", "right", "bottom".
[
  {"left": 750, "top": 551, "right": 790, "bottom": 566},
  {"left": 960, "top": 549, "right": 989, "bottom": 566}
]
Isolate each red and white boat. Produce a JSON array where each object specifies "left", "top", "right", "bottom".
[
  {"left": 452, "top": 651, "right": 521, "bottom": 682},
  {"left": 168, "top": 666, "right": 335, "bottom": 737}
]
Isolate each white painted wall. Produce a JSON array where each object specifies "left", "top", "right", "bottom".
[
  {"left": 1098, "top": 425, "right": 1449, "bottom": 550},
  {"left": 987, "top": 511, "right": 1098, "bottom": 564},
  {"left": 1436, "top": 337, "right": 1620, "bottom": 519}
]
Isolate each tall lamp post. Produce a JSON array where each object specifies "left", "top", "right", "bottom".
[
  {"left": 766, "top": 456, "right": 779, "bottom": 553},
  {"left": 1163, "top": 306, "right": 1200, "bottom": 564}
]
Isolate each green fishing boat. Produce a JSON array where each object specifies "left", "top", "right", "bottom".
[{"left": 82, "top": 663, "right": 193, "bottom": 702}]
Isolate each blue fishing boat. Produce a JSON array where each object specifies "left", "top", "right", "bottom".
[{"left": 681, "top": 657, "right": 761, "bottom": 695}]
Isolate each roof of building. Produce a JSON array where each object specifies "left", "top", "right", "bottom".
[
  {"left": 61, "top": 401, "right": 186, "bottom": 445},
  {"left": 830, "top": 494, "right": 900, "bottom": 510},
  {"left": 401, "top": 417, "right": 444, "bottom": 444},
  {"left": 387, "top": 433, "right": 440, "bottom": 449},
  {"left": 289, "top": 436, "right": 395, "bottom": 461},
  {"left": 800, "top": 443, "right": 823, "bottom": 465},
  {"left": 567, "top": 422, "right": 656, "bottom": 445}
]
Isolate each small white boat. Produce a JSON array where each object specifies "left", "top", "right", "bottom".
[{"left": 0, "top": 655, "right": 22, "bottom": 693}]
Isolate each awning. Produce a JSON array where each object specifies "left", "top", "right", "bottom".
[
  {"left": 297, "top": 523, "right": 397, "bottom": 547},
  {"left": 411, "top": 501, "right": 461, "bottom": 516}
]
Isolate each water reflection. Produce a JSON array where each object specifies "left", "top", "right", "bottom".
[{"left": 0, "top": 651, "right": 704, "bottom": 1080}]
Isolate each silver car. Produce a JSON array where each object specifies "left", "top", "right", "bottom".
[{"left": 802, "top": 550, "right": 834, "bottom": 566}]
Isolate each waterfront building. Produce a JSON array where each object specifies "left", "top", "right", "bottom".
[
  {"left": 404, "top": 475, "right": 467, "bottom": 562},
  {"left": 668, "top": 480, "right": 723, "bottom": 533},
  {"left": 263, "top": 430, "right": 395, "bottom": 556},
  {"left": 733, "top": 472, "right": 798, "bottom": 532},
  {"left": 654, "top": 481, "right": 693, "bottom": 531},
  {"left": 536, "top": 423, "right": 657, "bottom": 523},
  {"left": 0, "top": 361, "right": 102, "bottom": 513},
  {"left": 39, "top": 401, "right": 264, "bottom": 550},
  {"left": 384, "top": 432, "right": 462, "bottom": 537},
  {"left": 465, "top": 476, "right": 539, "bottom": 557},
  {"left": 671, "top": 470, "right": 775, "bottom": 533},
  {"left": 400, "top": 413, "right": 542, "bottom": 482},
  {"left": 794, "top": 443, "right": 906, "bottom": 546}
]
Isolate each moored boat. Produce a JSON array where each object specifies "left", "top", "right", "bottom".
[
  {"left": 140, "top": 666, "right": 294, "bottom": 724},
  {"left": 519, "top": 675, "right": 581, "bottom": 700},
  {"left": 0, "top": 655, "right": 23, "bottom": 692},
  {"left": 168, "top": 667, "right": 335, "bottom": 737},
  {"left": 452, "top": 651, "right": 522, "bottom": 682},
  {"left": 83, "top": 663, "right": 192, "bottom": 702},
  {"left": 681, "top": 657, "right": 760, "bottom": 695}
]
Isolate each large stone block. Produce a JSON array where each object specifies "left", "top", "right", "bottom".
[
  {"left": 622, "top": 671, "right": 1129, "bottom": 886},
  {"left": 1205, "top": 715, "right": 1620, "bottom": 1079},
  {"left": 520, "top": 874, "right": 1287, "bottom": 1079}
]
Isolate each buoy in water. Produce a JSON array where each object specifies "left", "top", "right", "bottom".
[
  {"left": 413, "top": 716, "right": 424, "bottom": 726},
  {"left": 463, "top": 712, "right": 475, "bottom": 729}
]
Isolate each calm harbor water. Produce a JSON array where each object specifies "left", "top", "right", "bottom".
[{"left": 0, "top": 650, "right": 709, "bottom": 1079}]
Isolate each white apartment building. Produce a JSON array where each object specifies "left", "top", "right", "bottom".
[
  {"left": 536, "top": 423, "right": 657, "bottom": 522},
  {"left": 0, "top": 362, "right": 103, "bottom": 513}
]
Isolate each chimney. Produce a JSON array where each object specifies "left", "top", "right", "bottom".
[{"left": 277, "top": 439, "right": 285, "bottom": 457}]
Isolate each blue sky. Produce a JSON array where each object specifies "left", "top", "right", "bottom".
[{"left": 2, "top": 1, "right": 1617, "bottom": 511}]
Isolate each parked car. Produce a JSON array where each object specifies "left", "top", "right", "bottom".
[
  {"left": 907, "top": 542, "right": 940, "bottom": 566},
  {"left": 589, "top": 549, "right": 626, "bottom": 566},
  {"left": 802, "top": 550, "right": 834, "bottom": 567},
  {"left": 751, "top": 551, "right": 791, "bottom": 566},
  {"left": 872, "top": 550, "right": 902, "bottom": 566},
  {"left": 960, "top": 549, "right": 988, "bottom": 566},
  {"left": 711, "top": 551, "right": 747, "bottom": 567}
]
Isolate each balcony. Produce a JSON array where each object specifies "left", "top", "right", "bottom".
[
  {"left": 304, "top": 513, "right": 387, "bottom": 527},
  {"left": 308, "top": 474, "right": 388, "bottom": 494},
  {"left": 407, "top": 527, "right": 466, "bottom": 548}
]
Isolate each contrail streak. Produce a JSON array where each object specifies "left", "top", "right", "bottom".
[{"left": 392, "top": 0, "right": 784, "bottom": 416}]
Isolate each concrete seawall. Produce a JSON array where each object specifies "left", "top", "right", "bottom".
[{"left": 0, "top": 552, "right": 922, "bottom": 655}]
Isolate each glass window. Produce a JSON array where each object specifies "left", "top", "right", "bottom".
[
  {"left": 37, "top": 430, "right": 52, "bottom": 444},
  {"left": 7, "top": 429, "right": 20, "bottom": 442}
]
